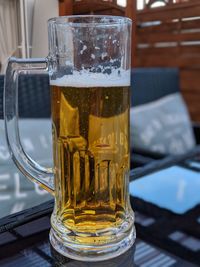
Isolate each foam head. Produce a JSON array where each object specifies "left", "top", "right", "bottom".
[{"left": 50, "top": 69, "right": 130, "bottom": 88}]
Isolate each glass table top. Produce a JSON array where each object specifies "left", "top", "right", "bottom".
[{"left": 0, "top": 212, "right": 196, "bottom": 267}]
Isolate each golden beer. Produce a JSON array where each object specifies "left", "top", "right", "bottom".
[{"left": 51, "top": 82, "right": 131, "bottom": 244}]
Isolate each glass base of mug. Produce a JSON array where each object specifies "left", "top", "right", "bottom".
[{"left": 49, "top": 225, "right": 136, "bottom": 262}]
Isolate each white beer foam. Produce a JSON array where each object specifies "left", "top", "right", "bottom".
[{"left": 50, "top": 69, "right": 130, "bottom": 87}]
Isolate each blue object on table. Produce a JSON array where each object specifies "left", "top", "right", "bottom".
[{"left": 130, "top": 166, "right": 200, "bottom": 214}]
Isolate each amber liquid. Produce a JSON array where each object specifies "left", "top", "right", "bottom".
[{"left": 51, "top": 85, "right": 130, "bottom": 239}]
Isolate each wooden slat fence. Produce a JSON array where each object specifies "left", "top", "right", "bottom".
[{"left": 136, "top": 0, "right": 200, "bottom": 121}]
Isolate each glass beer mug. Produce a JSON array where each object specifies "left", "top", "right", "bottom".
[{"left": 4, "top": 16, "right": 135, "bottom": 261}]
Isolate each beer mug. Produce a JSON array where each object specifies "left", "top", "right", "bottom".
[{"left": 4, "top": 16, "right": 135, "bottom": 261}]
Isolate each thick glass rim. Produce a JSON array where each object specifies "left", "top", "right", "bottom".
[{"left": 48, "top": 15, "right": 132, "bottom": 27}]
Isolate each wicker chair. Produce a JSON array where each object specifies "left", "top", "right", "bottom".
[{"left": 0, "top": 73, "right": 50, "bottom": 119}]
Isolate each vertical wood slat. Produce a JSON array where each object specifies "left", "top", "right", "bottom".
[
  {"left": 73, "top": 0, "right": 125, "bottom": 15},
  {"left": 125, "top": 0, "right": 137, "bottom": 67},
  {"left": 59, "top": 0, "right": 73, "bottom": 16}
]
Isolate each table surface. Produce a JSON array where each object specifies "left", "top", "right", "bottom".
[
  {"left": 0, "top": 143, "right": 200, "bottom": 266},
  {"left": 0, "top": 208, "right": 197, "bottom": 267}
]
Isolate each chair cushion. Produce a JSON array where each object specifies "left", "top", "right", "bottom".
[
  {"left": 0, "top": 119, "right": 53, "bottom": 218},
  {"left": 130, "top": 93, "right": 196, "bottom": 155}
]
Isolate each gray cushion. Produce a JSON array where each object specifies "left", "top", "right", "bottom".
[
  {"left": 0, "top": 119, "right": 53, "bottom": 218},
  {"left": 130, "top": 93, "right": 195, "bottom": 155}
]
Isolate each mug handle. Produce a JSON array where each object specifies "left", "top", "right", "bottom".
[{"left": 4, "top": 57, "right": 54, "bottom": 195}]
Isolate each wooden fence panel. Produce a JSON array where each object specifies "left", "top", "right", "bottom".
[
  {"left": 137, "top": 2, "right": 200, "bottom": 22},
  {"left": 180, "top": 70, "right": 200, "bottom": 92},
  {"left": 136, "top": 1, "right": 200, "bottom": 121},
  {"left": 182, "top": 92, "right": 200, "bottom": 122},
  {"left": 73, "top": 0, "right": 124, "bottom": 15}
]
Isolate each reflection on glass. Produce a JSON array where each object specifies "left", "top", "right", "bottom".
[{"left": 51, "top": 243, "right": 136, "bottom": 267}]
